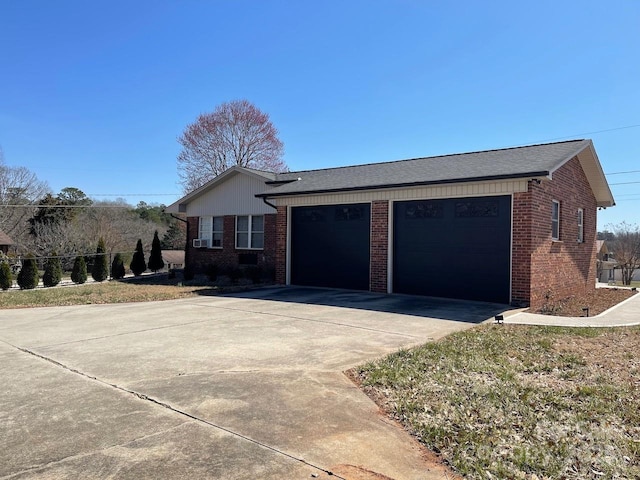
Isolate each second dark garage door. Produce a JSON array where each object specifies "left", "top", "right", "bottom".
[
  {"left": 291, "top": 203, "right": 370, "bottom": 290},
  {"left": 393, "top": 196, "right": 511, "bottom": 304}
]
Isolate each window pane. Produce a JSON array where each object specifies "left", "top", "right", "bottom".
[
  {"left": 212, "top": 232, "right": 223, "bottom": 247},
  {"left": 251, "top": 233, "right": 264, "bottom": 249},
  {"left": 199, "top": 216, "right": 212, "bottom": 237},
  {"left": 237, "top": 216, "right": 249, "bottom": 232},
  {"left": 577, "top": 209, "right": 584, "bottom": 242},
  {"left": 237, "top": 232, "right": 248, "bottom": 248},
  {"left": 251, "top": 215, "right": 264, "bottom": 231},
  {"left": 213, "top": 216, "right": 224, "bottom": 232},
  {"left": 551, "top": 201, "right": 560, "bottom": 240}
]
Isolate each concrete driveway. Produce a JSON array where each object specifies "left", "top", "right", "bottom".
[{"left": 0, "top": 287, "right": 507, "bottom": 479}]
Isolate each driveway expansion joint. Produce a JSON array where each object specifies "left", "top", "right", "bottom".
[
  {"left": 187, "top": 302, "right": 424, "bottom": 339},
  {"left": 4, "top": 341, "right": 348, "bottom": 480}
]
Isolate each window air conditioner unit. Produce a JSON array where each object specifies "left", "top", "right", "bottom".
[{"left": 193, "top": 238, "right": 209, "bottom": 248}]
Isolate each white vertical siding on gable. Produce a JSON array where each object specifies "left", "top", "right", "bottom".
[
  {"left": 272, "top": 180, "right": 529, "bottom": 207},
  {"left": 187, "top": 173, "right": 275, "bottom": 216}
]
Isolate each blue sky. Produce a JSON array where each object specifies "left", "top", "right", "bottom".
[{"left": 1, "top": 0, "right": 638, "bottom": 230}]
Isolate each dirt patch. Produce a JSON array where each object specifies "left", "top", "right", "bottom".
[
  {"left": 330, "top": 464, "right": 395, "bottom": 480},
  {"left": 533, "top": 287, "right": 636, "bottom": 316}
]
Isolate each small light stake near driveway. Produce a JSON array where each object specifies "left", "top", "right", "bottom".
[{"left": 494, "top": 314, "right": 504, "bottom": 324}]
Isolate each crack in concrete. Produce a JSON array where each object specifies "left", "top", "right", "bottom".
[
  {"left": 3, "top": 341, "right": 346, "bottom": 480},
  {"left": 0, "top": 422, "right": 192, "bottom": 479}
]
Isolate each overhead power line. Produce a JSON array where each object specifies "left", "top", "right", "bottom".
[
  {"left": 605, "top": 170, "right": 640, "bottom": 176},
  {"left": 609, "top": 181, "right": 640, "bottom": 186},
  {"left": 87, "top": 193, "right": 180, "bottom": 197},
  {"left": 538, "top": 123, "right": 640, "bottom": 142},
  {"left": 8, "top": 251, "right": 136, "bottom": 261},
  {"left": 0, "top": 204, "right": 132, "bottom": 208},
  {"left": 502, "top": 123, "right": 640, "bottom": 149}
]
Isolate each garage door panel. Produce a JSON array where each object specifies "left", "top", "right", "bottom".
[
  {"left": 393, "top": 196, "right": 511, "bottom": 303},
  {"left": 291, "top": 204, "right": 370, "bottom": 290}
]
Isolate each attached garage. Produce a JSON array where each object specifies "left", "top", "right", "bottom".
[
  {"left": 290, "top": 203, "right": 371, "bottom": 290},
  {"left": 393, "top": 196, "right": 512, "bottom": 304},
  {"left": 253, "top": 139, "right": 614, "bottom": 308}
]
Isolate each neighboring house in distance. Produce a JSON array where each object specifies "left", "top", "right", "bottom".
[
  {"left": 0, "top": 230, "right": 14, "bottom": 255},
  {"left": 161, "top": 250, "right": 185, "bottom": 270},
  {"left": 166, "top": 139, "right": 614, "bottom": 309},
  {"left": 596, "top": 240, "right": 616, "bottom": 283}
]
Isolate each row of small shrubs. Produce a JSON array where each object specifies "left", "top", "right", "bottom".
[
  {"left": 0, "top": 232, "right": 165, "bottom": 291},
  {"left": 0, "top": 254, "right": 94, "bottom": 290}
]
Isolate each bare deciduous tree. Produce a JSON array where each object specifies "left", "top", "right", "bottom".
[
  {"left": 82, "top": 200, "right": 165, "bottom": 257},
  {"left": 0, "top": 148, "right": 50, "bottom": 241},
  {"left": 177, "top": 99, "right": 287, "bottom": 192},
  {"left": 608, "top": 221, "right": 640, "bottom": 285}
]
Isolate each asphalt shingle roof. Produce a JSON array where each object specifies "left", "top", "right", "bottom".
[
  {"left": 0, "top": 230, "right": 14, "bottom": 246},
  {"left": 261, "top": 140, "right": 592, "bottom": 197}
]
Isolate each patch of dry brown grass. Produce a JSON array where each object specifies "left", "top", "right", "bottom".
[
  {"left": 0, "top": 281, "right": 209, "bottom": 309},
  {"left": 354, "top": 325, "right": 640, "bottom": 479}
]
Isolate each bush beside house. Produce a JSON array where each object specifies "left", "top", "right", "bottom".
[{"left": 17, "top": 255, "right": 39, "bottom": 290}]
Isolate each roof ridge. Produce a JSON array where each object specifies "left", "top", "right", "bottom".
[
  {"left": 279, "top": 139, "right": 588, "bottom": 176},
  {"left": 241, "top": 165, "right": 286, "bottom": 175}
]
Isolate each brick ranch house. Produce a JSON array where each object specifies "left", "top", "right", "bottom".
[{"left": 166, "top": 139, "right": 614, "bottom": 308}]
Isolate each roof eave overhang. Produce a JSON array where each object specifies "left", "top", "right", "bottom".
[
  {"left": 548, "top": 140, "right": 615, "bottom": 208},
  {"left": 256, "top": 172, "right": 549, "bottom": 199}
]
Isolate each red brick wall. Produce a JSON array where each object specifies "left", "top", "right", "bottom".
[
  {"left": 186, "top": 214, "right": 277, "bottom": 274},
  {"left": 511, "top": 189, "right": 532, "bottom": 306},
  {"left": 275, "top": 206, "right": 287, "bottom": 284},
  {"left": 370, "top": 200, "right": 389, "bottom": 292},
  {"left": 512, "top": 156, "right": 598, "bottom": 308}
]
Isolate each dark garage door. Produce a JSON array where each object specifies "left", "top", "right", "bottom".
[
  {"left": 291, "top": 203, "right": 370, "bottom": 290},
  {"left": 393, "top": 196, "right": 511, "bottom": 303}
]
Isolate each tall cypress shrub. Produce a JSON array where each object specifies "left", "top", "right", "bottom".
[
  {"left": 71, "top": 256, "right": 87, "bottom": 284},
  {"left": 0, "top": 261, "right": 13, "bottom": 290},
  {"left": 111, "top": 253, "right": 126, "bottom": 279},
  {"left": 148, "top": 231, "right": 165, "bottom": 273},
  {"left": 17, "top": 255, "right": 39, "bottom": 290},
  {"left": 43, "top": 252, "right": 62, "bottom": 287},
  {"left": 92, "top": 237, "right": 109, "bottom": 282},
  {"left": 130, "top": 239, "right": 147, "bottom": 276}
]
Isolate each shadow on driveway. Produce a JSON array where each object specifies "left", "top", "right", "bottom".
[{"left": 196, "top": 285, "right": 509, "bottom": 324}]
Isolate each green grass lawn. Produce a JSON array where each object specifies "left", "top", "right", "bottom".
[{"left": 354, "top": 324, "right": 640, "bottom": 479}]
